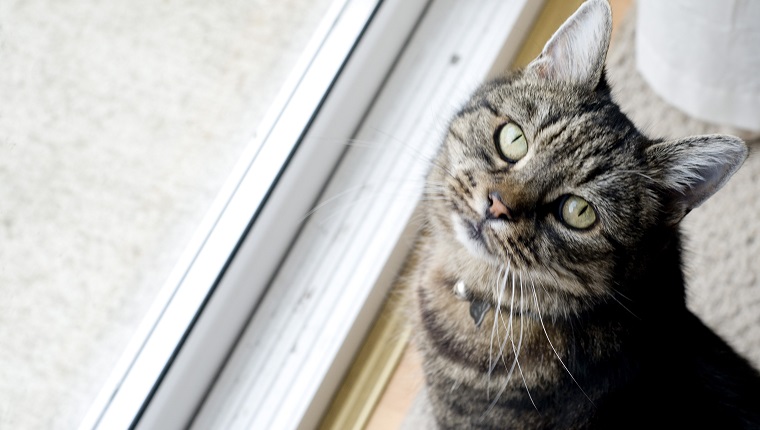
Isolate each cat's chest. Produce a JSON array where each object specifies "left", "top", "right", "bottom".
[
  {"left": 409, "top": 257, "right": 607, "bottom": 428},
  {"left": 411, "top": 253, "right": 567, "bottom": 388}
]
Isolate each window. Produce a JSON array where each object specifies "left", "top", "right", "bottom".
[
  {"left": 182, "top": 0, "right": 543, "bottom": 428},
  {"left": 2, "top": 1, "right": 342, "bottom": 429},
  {"left": 78, "top": 0, "right": 425, "bottom": 428},
  {"left": 1, "top": 0, "right": 545, "bottom": 429}
]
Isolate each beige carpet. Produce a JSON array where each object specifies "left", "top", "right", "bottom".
[
  {"left": 402, "top": 9, "right": 760, "bottom": 429},
  {"left": 0, "top": 1, "right": 332, "bottom": 429}
]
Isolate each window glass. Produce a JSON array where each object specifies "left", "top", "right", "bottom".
[{"left": 0, "top": 1, "right": 335, "bottom": 428}]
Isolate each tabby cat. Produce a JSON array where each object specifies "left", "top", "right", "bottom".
[{"left": 403, "top": 0, "right": 760, "bottom": 428}]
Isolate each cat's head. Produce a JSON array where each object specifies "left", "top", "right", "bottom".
[{"left": 426, "top": 0, "right": 747, "bottom": 311}]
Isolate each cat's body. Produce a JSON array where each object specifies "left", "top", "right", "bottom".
[{"left": 402, "top": 1, "right": 760, "bottom": 428}]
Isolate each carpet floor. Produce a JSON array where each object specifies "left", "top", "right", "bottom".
[{"left": 0, "top": 1, "right": 331, "bottom": 428}]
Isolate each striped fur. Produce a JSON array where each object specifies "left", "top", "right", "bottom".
[{"left": 402, "top": 1, "right": 760, "bottom": 428}]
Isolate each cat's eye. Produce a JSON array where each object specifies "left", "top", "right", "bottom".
[
  {"left": 495, "top": 122, "right": 528, "bottom": 162},
  {"left": 559, "top": 195, "right": 597, "bottom": 230}
]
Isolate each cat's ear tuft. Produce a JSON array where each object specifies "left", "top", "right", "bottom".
[
  {"left": 526, "top": 0, "right": 612, "bottom": 89},
  {"left": 645, "top": 135, "right": 748, "bottom": 225}
]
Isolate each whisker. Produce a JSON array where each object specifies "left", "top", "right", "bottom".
[
  {"left": 342, "top": 135, "right": 458, "bottom": 187},
  {"left": 483, "top": 315, "right": 515, "bottom": 417},
  {"left": 513, "top": 273, "right": 538, "bottom": 410},
  {"left": 488, "top": 264, "right": 507, "bottom": 400},
  {"left": 529, "top": 277, "right": 594, "bottom": 405},
  {"left": 299, "top": 184, "right": 368, "bottom": 222},
  {"left": 605, "top": 289, "right": 640, "bottom": 320},
  {"left": 369, "top": 128, "right": 429, "bottom": 157},
  {"left": 497, "top": 272, "right": 517, "bottom": 374},
  {"left": 491, "top": 264, "right": 513, "bottom": 375},
  {"left": 306, "top": 190, "right": 414, "bottom": 224},
  {"left": 369, "top": 127, "right": 457, "bottom": 179},
  {"left": 483, "top": 267, "right": 518, "bottom": 417},
  {"left": 427, "top": 160, "right": 458, "bottom": 179},
  {"left": 489, "top": 261, "right": 510, "bottom": 379},
  {"left": 304, "top": 178, "right": 430, "bottom": 224}
]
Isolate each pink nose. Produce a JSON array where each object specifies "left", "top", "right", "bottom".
[{"left": 488, "top": 192, "right": 512, "bottom": 220}]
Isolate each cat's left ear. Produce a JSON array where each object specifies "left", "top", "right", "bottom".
[
  {"left": 645, "top": 134, "right": 748, "bottom": 225},
  {"left": 526, "top": 0, "right": 612, "bottom": 89}
]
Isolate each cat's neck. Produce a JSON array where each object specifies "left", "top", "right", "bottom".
[{"left": 421, "top": 221, "right": 687, "bottom": 324}]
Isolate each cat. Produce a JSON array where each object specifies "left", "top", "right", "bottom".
[{"left": 401, "top": 0, "right": 760, "bottom": 428}]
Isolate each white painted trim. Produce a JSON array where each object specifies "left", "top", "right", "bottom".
[{"left": 190, "top": 1, "right": 543, "bottom": 429}]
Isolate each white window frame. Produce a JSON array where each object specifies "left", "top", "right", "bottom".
[{"left": 80, "top": 0, "right": 546, "bottom": 428}]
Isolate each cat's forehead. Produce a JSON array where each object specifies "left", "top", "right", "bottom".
[
  {"left": 468, "top": 77, "right": 640, "bottom": 154},
  {"left": 479, "top": 77, "right": 598, "bottom": 126}
]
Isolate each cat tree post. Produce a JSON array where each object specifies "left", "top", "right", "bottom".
[{"left": 635, "top": 0, "right": 760, "bottom": 133}]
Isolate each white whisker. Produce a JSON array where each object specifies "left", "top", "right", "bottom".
[
  {"left": 605, "top": 289, "right": 640, "bottom": 320},
  {"left": 496, "top": 273, "right": 517, "bottom": 373},
  {"left": 299, "top": 184, "right": 367, "bottom": 222},
  {"left": 369, "top": 127, "right": 457, "bottom": 179},
  {"left": 529, "top": 278, "right": 594, "bottom": 405},
  {"left": 483, "top": 264, "right": 519, "bottom": 417},
  {"left": 513, "top": 273, "right": 538, "bottom": 410},
  {"left": 489, "top": 261, "right": 510, "bottom": 379},
  {"left": 488, "top": 264, "right": 507, "bottom": 400},
  {"left": 304, "top": 179, "right": 428, "bottom": 224}
]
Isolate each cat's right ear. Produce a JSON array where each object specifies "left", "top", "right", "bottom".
[
  {"left": 645, "top": 134, "right": 748, "bottom": 225},
  {"left": 526, "top": 0, "right": 612, "bottom": 89}
]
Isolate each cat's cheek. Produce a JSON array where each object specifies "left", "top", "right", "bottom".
[{"left": 451, "top": 217, "right": 475, "bottom": 251}]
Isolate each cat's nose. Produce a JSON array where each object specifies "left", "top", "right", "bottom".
[{"left": 487, "top": 192, "right": 513, "bottom": 220}]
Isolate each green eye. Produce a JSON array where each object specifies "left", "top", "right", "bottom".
[
  {"left": 495, "top": 122, "right": 528, "bottom": 162},
  {"left": 560, "top": 195, "right": 597, "bottom": 229}
]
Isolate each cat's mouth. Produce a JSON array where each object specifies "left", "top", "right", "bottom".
[
  {"left": 465, "top": 220, "right": 484, "bottom": 242},
  {"left": 452, "top": 215, "right": 502, "bottom": 263}
]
